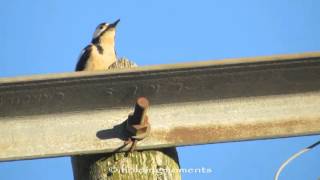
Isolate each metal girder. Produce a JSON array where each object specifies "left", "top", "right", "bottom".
[{"left": 0, "top": 52, "right": 320, "bottom": 161}]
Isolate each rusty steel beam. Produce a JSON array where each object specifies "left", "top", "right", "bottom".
[{"left": 0, "top": 52, "right": 320, "bottom": 161}]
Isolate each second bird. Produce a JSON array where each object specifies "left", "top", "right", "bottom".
[{"left": 75, "top": 19, "right": 120, "bottom": 71}]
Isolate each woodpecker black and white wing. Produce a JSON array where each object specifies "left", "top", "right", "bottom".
[{"left": 75, "top": 45, "right": 93, "bottom": 71}]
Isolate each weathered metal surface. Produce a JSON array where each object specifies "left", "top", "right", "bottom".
[{"left": 0, "top": 52, "right": 320, "bottom": 161}]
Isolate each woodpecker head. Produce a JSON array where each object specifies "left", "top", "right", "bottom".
[{"left": 92, "top": 19, "right": 120, "bottom": 44}]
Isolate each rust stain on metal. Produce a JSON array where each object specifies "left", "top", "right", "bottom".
[{"left": 153, "top": 118, "right": 320, "bottom": 145}]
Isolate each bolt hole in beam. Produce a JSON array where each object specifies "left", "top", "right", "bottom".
[{"left": 0, "top": 52, "right": 320, "bottom": 161}]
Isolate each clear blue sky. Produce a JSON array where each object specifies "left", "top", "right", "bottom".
[{"left": 0, "top": 0, "right": 319, "bottom": 179}]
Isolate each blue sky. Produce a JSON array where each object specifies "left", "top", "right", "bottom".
[{"left": 0, "top": 0, "right": 319, "bottom": 179}]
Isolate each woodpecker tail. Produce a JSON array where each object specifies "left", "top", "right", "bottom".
[{"left": 108, "top": 57, "right": 138, "bottom": 69}]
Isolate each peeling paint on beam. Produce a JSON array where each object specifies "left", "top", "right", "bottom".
[{"left": 0, "top": 52, "right": 320, "bottom": 161}]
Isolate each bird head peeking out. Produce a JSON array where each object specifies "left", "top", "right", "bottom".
[
  {"left": 92, "top": 19, "right": 120, "bottom": 45},
  {"left": 75, "top": 19, "right": 120, "bottom": 71}
]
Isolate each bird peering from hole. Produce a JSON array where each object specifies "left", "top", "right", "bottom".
[{"left": 75, "top": 19, "right": 137, "bottom": 71}]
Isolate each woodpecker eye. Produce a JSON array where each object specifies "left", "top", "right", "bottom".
[{"left": 99, "top": 26, "right": 103, "bottom": 29}]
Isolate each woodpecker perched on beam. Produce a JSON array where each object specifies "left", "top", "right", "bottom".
[
  {"left": 74, "top": 20, "right": 144, "bottom": 152},
  {"left": 75, "top": 19, "right": 120, "bottom": 71}
]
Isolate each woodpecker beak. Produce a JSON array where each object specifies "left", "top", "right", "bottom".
[{"left": 109, "top": 19, "right": 120, "bottom": 28}]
